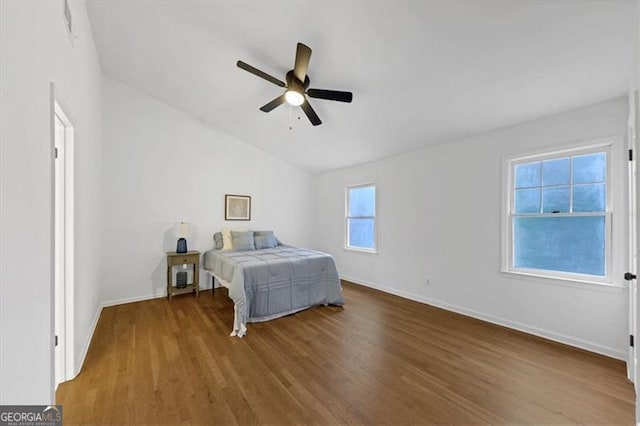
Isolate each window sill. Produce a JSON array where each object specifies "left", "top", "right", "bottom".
[
  {"left": 344, "top": 246, "right": 378, "bottom": 254},
  {"left": 500, "top": 269, "right": 625, "bottom": 293}
]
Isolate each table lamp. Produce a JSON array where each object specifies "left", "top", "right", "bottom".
[{"left": 174, "top": 222, "right": 190, "bottom": 253}]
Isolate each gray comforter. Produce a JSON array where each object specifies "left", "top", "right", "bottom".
[{"left": 203, "top": 246, "right": 344, "bottom": 337}]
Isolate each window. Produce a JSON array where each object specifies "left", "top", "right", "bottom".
[
  {"left": 345, "top": 184, "right": 376, "bottom": 252},
  {"left": 505, "top": 144, "right": 612, "bottom": 282}
]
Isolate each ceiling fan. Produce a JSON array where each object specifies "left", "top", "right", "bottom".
[{"left": 237, "top": 42, "right": 353, "bottom": 126}]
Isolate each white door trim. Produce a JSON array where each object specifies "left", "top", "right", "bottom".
[
  {"left": 632, "top": 88, "right": 640, "bottom": 425},
  {"left": 51, "top": 84, "right": 76, "bottom": 393},
  {"left": 627, "top": 89, "right": 638, "bottom": 385},
  {"left": 54, "top": 108, "right": 66, "bottom": 388}
]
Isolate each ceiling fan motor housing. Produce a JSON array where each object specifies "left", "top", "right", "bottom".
[{"left": 285, "top": 70, "right": 309, "bottom": 94}]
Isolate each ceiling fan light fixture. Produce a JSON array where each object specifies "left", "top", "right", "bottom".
[{"left": 285, "top": 89, "right": 305, "bottom": 106}]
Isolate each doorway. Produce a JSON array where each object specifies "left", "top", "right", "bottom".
[{"left": 53, "top": 98, "right": 75, "bottom": 388}]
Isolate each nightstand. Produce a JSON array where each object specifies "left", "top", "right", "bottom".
[{"left": 166, "top": 251, "right": 200, "bottom": 301}]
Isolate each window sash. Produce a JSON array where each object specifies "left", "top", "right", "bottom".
[
  {"left": 346, "top": 218, "right": 375, "bottom": 250},
  {"left": 508, "top": 212, "right": 611, "bottom": 279},
  {"left": 511, "top": 151, "right": 608, "bottom": 215}
]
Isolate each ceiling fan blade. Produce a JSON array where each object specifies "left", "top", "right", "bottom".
[
  {"left": 260, "top": 95, "right": 286, "bottom": 112},
  {"left": 237, "top": 60, "right": 286, "bottom": 88},
  {"left": 307, "top": 88, "right": 353, "bottom": 103},
  {"left": 300, "top": 99, "right": 322, "bottom": 126},
  {"left": 293, "top": 43, "right": 312, "bottom": 82}
]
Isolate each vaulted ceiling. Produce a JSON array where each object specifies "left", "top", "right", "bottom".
[{"left": 87, "top": 1, "right": 636, "bottom": 173}]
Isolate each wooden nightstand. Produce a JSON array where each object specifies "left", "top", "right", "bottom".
[{"left": 166, "top": 251, "right": 200, "bottom": 301}]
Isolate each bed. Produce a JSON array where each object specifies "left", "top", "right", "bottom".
[{"left": 204, "top": 243, "right": 344, "bottom": 337}]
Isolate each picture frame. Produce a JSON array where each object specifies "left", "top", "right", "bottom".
[{"left": 225, "top": 194, "right": 251, "bottom": 221}]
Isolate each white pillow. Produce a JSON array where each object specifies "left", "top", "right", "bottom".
[{"left": 222, "top": 227, "right": 248, "bottom": 251}]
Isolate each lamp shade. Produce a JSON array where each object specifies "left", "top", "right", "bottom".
[{"left": 174, "top": 222, "right": 191, "bottom": 238}]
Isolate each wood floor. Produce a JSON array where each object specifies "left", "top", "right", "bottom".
[{"left": 57, "top": 281, "right": 635, "bottom": 425}]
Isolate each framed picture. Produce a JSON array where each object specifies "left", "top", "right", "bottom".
[{"left": 225, "top": 194, "right": 251, "bottom": 221}]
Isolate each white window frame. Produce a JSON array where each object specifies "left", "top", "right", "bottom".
[
  {"left": 345, "top": 183, "right": 377, "bottom": 254},
  {"left": 501, "top": 138, "right": 624, "bottom": 287}
]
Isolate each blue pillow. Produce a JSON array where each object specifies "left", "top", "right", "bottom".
[
  {"left": 254, "top": 230, "right": 282, "bottom": 246},
  {"left": 254, "top": 235, "right": 278, "bottom": 249},
  {"left": 231, "top": 231, "right": 255, "bottom": 251}
]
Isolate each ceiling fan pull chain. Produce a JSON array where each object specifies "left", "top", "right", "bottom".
[{"left": 289, "top": 105, "right": 293, "bottom": 130}]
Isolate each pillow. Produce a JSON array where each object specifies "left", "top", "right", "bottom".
[
  {"left": 254, "top": 235, "right": 278, "bottom": 250},
  {"left": 231, "top": 231, "right": 256, "bottom": 251},
  {"left": 222, "top": 227, "right": 248, "bottom": 251},
  {"left": 254, "top": 230, "right": 282, "bottom": 246},
  {"left": 213, "top": 232, "right": 223, "bottom": 250}
]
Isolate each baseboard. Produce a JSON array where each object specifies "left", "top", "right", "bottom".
[
  {"left": 73, "top": 301, "right": 102, "bottom": 378},
  {"left": 101, "top": 292, "right": 165, "bottom": 308},
  {"left": 341, "top": 275, "right": 627, "bottom": 361},
  {"left": 101, "top": 285, "right": 214, "bottom": 308}
]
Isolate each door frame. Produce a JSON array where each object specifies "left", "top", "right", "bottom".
[
  {"left": 51, "top": 83, "right": 75, "bottom": 391},
  {"left": 633, "top": 88, "right": 640, "bottom": 423},
  {"left": 628, "top": 90, "right": 638, "bottom": 385}
]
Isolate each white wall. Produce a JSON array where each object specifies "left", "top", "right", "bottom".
[
  {"left": 100, "top": 77, "right": 314, "bottom": 304},
  {"left": 0, "top": 1, "right": 103, "bottom": 403},
  {"left": 313, "top": 97, "right": 630, "bottom": 359}
]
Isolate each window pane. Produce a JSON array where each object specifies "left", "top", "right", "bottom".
[
  {"left": 514, "top": 188, "right": 540, "bottom": 214},
  {"left": 515, "top": 162, "right": 541, "bottom": 188},
  {"left": 572, "top": 153, "right": 606, "bottom": 184},
  {"left": 348, "top": 186, "right": 375, "bottom": 217},
  {"left": 573, "top": 184, "right": 606, "bottom": 212},
  {"left": 542, "top": 186, "right": 570, "bottom": 213},
  {"left": 542, "top": 158, "right": 570, "bottom": 186},
  {"left": 514, "top": 216, "right": 605, "bottom": 276},
  {"left": 348, "top": 218, "right": 374, "bottom": 249}
]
